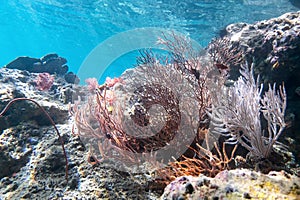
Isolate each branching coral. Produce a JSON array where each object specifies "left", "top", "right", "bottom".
[
  {"left": 74, "top": 32, "right": 289, "bottom": 192},
  {"left": 74, "top": 62, "right": 200, "bottom": 168},
  {"left": 156, "top": 32, "right": 225, "bottom": 121},
  {"left": 154, "top": 129, "right": 237, "bottom": 186},
  {"left": 209, "top": 62, "right": 287, "bottom": 159},
  {"left": 73, "top": 33, "right": 220, "bottom": 171},
  {"left": 207, "top": 37, "right": 244, "bottom": 70}
]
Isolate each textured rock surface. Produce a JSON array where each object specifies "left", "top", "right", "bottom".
[
  {"left": 0, "top": 124, "right": 157, "bottom": 199},
  {"left": 225, "top": 11, "right": 300, "bottom": 85},
  {"left": 0, "top": 68, "right": 69, "bottom": 132},
  {"left": 161, "top": 169, "right": 300, "bottom": 200},
  {"left": 0, "top": 67, "right": 159, "bottom": 199}
]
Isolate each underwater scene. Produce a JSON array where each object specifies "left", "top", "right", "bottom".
[{"left": 0, "top": 0, "right": 300, "bottom": 199}]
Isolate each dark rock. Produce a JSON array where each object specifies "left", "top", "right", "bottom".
[
  {"left": 5, "top": 53, "right": 68, "bottom": 76},
  {"left": 6, "top": 57, "right": 40, "bottom": 71},
  {"left": 40, "top": 53, "right": 60, "bottom": 63},
  {"left": 185, "top": 182, "right": 194, "bottom": 194},
  {"left": 290, "top": 0, "right": 300, "bottom": 8},
  {"left": 223, "top": 11, "right": 300, "bottom": 85},
  {"left": 4, "top": 53, "right": 81, "bottom": 87},
  {"left": 64, "top": 72, "right": 80, "bottom": 84},
  {"left": 243, "top": 192, "right": 252, "bottom": 199}
]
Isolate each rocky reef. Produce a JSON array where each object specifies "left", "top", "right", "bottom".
[
  {"left": 0, "top": 66, "right": 157, "bottom": 199},
  {"left": 161, "top": 169, "right": 300, "bottom": 199},
  {"left": 5, "top": 54, "right": 80, "bottom": 84},
  {"left": 0, "top": 11, "right": 300, "bottom": 200},
  {"left": 224, "top": 11, "right": 300, "bottom": 85}
]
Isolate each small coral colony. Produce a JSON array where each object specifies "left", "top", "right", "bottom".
[{"left": 74, "top": 32, "right": 290, "bottom": 186}]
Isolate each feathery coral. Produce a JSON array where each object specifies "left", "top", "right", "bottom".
[{"left": 209, "top": 62, "right": 287, "bottom": 159}]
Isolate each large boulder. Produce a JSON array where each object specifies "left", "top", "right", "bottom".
[
  {"left": 5, "top": 54, "right": 68, "bottom": 75},
  {"left": 5, "top": 53, "right": 79, "bottom": 84},
  {"left": 224, "top": 11, "right": 300, "bottom": 86},
  {"left": 161, "top": 169, "right": 300, "bottom": 199}
]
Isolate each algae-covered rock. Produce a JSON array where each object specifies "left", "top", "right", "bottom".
[{"left": 161, "top": 169, "right": 300, "bottom": 200}]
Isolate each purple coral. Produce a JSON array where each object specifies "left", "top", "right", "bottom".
[{"left": 35, "top": 72, "right": 54, "bottom": 91}]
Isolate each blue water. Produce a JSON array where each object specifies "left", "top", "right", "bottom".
[{"left": 0, "top": 0, "right": 299, "bottom": 83}]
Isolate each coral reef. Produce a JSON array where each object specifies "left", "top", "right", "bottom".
[
  {"left": 210, "top": 11, "right": 300, "bottom": 166},
  {"left": 0, "top": 67, "right": 159, "bottom": 199},
  {"left": 0, "top": 11, "right": 299, "bottom": 200}
]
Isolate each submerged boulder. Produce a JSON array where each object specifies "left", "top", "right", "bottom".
[
  {"left": 6, "top": 54, "right": 68, "bottom": 75},
  {"left": 161, "top": 169, "right": 300, "bottom": 199},
  {"left": 5, "top": 53, "right": 79, "bottom": 84},
  {"left": 224, "top": 11, "right": 300, "bottom": 85}
]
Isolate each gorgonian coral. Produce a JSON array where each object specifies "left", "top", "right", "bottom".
[
  {"left": 72, "top": 33, "right": 245, "bottom": 192},
  {"left": 74, "top": 32, "right": 289, "bottom": 191},
  {"left": 209, "top": 62, "right": 287, "bottom": 159},
  {"left": 74, "top": 62, "right": 202, "bottom": 170}
]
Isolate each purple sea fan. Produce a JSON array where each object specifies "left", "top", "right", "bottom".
[{"left": 209, "top": 62, "right": 287, "bottom": 159}]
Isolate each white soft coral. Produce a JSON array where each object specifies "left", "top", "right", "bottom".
[{"left": 209, "top": 62, "right": 286, "bottom": 159}]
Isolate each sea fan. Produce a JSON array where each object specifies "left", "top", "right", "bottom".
[{"left": 209, "top": 62, "right": 286, "bottom": 159}]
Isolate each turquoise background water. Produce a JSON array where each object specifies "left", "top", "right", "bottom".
[{"left": 0, "top": 0, "right": 299, "bottom": 82}]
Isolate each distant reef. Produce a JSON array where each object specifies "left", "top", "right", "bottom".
[{"left": 4, "top": 53, "right": 80, "bottom": 84}]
